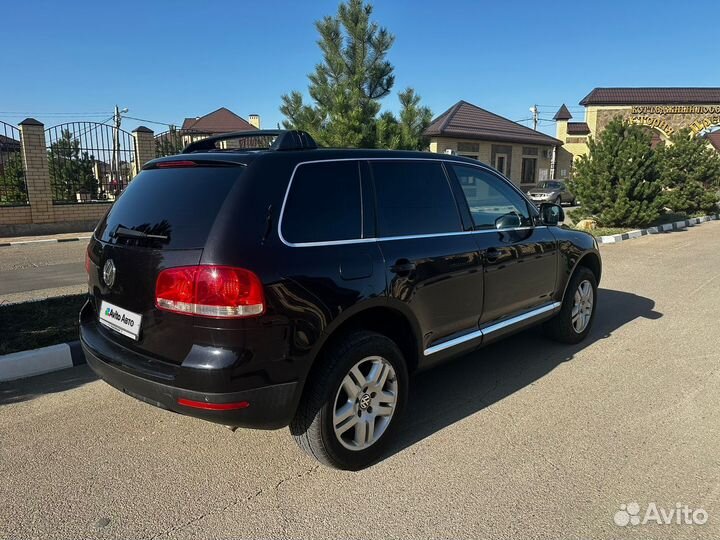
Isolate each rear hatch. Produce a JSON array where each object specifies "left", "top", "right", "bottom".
[{"left": 88, "top": 162, "right": 245, "bottom": 364}]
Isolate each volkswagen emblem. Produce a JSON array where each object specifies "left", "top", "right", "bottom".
[
  {"left": 359, "top": 393, "right": 372, "bottom": 410},
  {"left": 103, "top": 259, "right": 116, "bottom": 288}
]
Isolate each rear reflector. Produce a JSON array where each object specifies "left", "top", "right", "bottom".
[
  {"left": 155, "top": 265, "right": 265, "bottom": 318},
  {"left": 177, "top": 398, "right": 250, "bottom": 411},
  {"left": 155, "top": 160, "right": 197, "bottom": 168}
]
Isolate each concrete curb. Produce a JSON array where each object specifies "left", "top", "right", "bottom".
[
  {"left": 597, "top": 214, "right": 720, "bottom": 245},
  {"left": 0, "top": 340, "right": 85, "bottom": 382},
  {"left": 0, "top": 235, "right": 92, "bottom": 248}
]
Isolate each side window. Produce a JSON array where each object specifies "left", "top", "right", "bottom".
[
  {"left": 451, "top": 165, "right": 533, "bottom": 230},
  {"left": 282, "top": 161, "right": 361, "bottom": 243},
  {"left": 371, "top": 161, "right": 462, "bottom": 237}
]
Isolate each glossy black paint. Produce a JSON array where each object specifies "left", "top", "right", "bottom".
[{"left": 81, "top": 148, "right": 601, "bottom": 429}]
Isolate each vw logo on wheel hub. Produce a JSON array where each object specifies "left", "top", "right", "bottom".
[
  {"left": 103, "top": 259, "right": 116, "bottom": 288},
  {"left": 358, "top": 393, "right": 371, "bottom": 410}
]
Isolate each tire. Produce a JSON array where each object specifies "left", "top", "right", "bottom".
[
  {"left": 544, "top": 266, "right": 597, "bottom": 344},
  {"left": 290, "top": 331, "right": 408, "bottom": 470}
]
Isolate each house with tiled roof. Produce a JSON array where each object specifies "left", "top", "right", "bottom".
[
  {"left": 555, "top": 87, "right": 720, "bottom": 160},
  {"left": 425, "top": 100, "right": 571, "bottom": 186},
  {"left": 177, "top": 107, "right": 260, "bottom": 149}
]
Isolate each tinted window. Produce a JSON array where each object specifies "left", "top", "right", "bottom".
[
  {"left": 282, "top": 161, "right": 361, "bottom": 243},
  {"left": 372, "top": 161, "right": 461, "bottom": 237},
  {"left": 97, "top": 166, "right": 242, "bottom": 249},
  {"left": 452, "top": 165, "right": 532, "bottom": 230}
]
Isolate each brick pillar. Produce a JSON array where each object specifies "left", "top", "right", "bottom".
[
  {"left": 19, "top": 118, "right": 54, "bottom": 224},
  {"left": 132, "top": 126, "right": 155, "bottom": 176}
]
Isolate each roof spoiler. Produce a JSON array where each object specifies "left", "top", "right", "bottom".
[{"left": 182, "top": 129, "right": 318, "bottom": 153}]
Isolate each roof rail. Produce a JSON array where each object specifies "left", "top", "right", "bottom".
[{"left": 182, "top": 129, "right": 317, "bottom": 153}]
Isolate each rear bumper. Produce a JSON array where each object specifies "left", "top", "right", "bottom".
[{"left": 80, "top": 304, "right": 300, "bottom": 429}]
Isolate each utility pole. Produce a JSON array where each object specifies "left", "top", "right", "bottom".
[
  {"left": 112, "top": 105, "right": 128, "bottom": 193},
  {"left": 530, "top": 104, "right": 539, "bottom": 131}
]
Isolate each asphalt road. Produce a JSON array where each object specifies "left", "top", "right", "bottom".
[
  {"left": 0, "top": 240, "right": 87, "bottom": 303},
  {"left": 1, "top": 222, "right": 719, "bottom": 539}
]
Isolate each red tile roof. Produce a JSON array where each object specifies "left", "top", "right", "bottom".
[
  {"left": 424, "top": 100, "right": 561, "bottom": 146},
  {"left": 580, "top": 88, "right": 720, "bottom": 106},
  {"left": 566, "top": 122, "right": 590, "bottom": 135},
  {"left": 180, "top": 107, "right": 256, "bottom": 133}
]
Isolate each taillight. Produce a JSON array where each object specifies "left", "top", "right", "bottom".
[
  {"left": 155, "top": 266, "right": 265, "bottom": 318},
  {"left": 155, "top": 160, "right": 197, "bottom": 168}
]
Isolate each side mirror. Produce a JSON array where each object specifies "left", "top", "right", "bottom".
[
  {"left": 539, "top": 203, "right": 564, "bottom": 226},
  {"left": 495, "top": 212, "right": 522, "bottom": 230}
]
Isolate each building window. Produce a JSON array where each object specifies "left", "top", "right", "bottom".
[
  {"left": 457, "top": 142, "right": 480, "bottom": 153},
  {"left": 522, "top": 146, "right": 538, "bottom": 156},
  {"left": 521, "top": 157, "right": 537, "bottom": 184}
]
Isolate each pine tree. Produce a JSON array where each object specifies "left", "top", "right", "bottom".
[
  {"left": 656, "top": 128, "right": 720, "bottom": 215},
  {"left": 0, "top": 153, "right": 27, "bottom": 204},
  {"left": 280, "top": 0, "right": 431, "bottom": 149},
  {"left": 48, "top": 130, "right": 98, "bottom": 201},
  {"left": 569, "top": 118, "right": 663, "bottom": 227},
  {"left": 375, "top": 89, "right": 433, "bottom": 150}
]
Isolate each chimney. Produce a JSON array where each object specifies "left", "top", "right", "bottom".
[{"left": 248, "top": 114, "right": 260, "bottom": 129}]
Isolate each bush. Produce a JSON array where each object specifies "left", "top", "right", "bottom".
[
  {"left": 569, "top": 118, "right": 663, "bottom": 228},
  {"left": 656, "top": 128, "right": 720, "bottom": 215}
]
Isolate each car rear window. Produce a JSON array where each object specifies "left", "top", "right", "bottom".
[{"left": 96, "top": 166, "right": 243, "bottom": 249}]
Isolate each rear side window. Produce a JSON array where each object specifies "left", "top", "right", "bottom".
[
  {"left": 97, "top": 166, "right": 242, "bottom": 249},
  {"left": 371, "top": 161, "right": 461, "bottom": 237},
  {"left": 282, "top": 161, "right": 362, "bottom": 244}
]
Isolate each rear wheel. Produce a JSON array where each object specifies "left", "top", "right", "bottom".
[
  {"left": 544, "top": 266, "right": 597, "bottom": 344},
  {"left": 290, "top": 331, "right": 408, "bottom": 470}
]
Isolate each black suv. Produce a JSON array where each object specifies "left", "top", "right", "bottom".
[{"left": 81, "top": 130, "right": 601, "bottom": 470}]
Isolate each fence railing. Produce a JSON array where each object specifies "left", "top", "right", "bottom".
[
  {"left": 154, "top": 128, "right": 204, "bottom": 157},
  {"left": 0, "top": 121, "right": 28, "bottom": 206},
  {"left": 46, "top": 121, "right": 136, "bottom": 203}
]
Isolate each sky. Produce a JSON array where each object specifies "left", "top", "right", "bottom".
[{"left": 2, "top": 0, "right": 720, "bottom": 137}]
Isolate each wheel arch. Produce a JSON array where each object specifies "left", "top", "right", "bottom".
[
  {"left": 306, "top": 302, "right": 422, "bottom": 383},
  {"left": 561, "top": 250, "right": 602, "bottom": 303}
]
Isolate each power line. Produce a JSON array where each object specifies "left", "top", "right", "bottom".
[
  {"left": 123, "top": 115, "right": 177, "bottom": 127},
  {"left": 0, "top": 111, "right": 112, "bottom": 116}
]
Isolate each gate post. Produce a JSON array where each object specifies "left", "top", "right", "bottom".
[
  {"left": 19, "top": 118, "right": 54, "bottom": 224},
  {"left": 132, "top": 126, "right": 155, "bottom": 176}
]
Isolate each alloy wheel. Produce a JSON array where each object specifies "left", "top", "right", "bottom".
[
  {"left": 332, "top": 356, "right": 398, "bottom": 451},
  {"left": 571, "top": 279, "right": 594, "bottom": 333}
]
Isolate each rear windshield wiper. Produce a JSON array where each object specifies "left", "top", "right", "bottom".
[{"left": 112, "top": 225, "right": 169, "bottom": 241}]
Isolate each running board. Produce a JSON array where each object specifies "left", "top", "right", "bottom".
[{"left": 423, "top": 302, "right": 561, "bottom": 356}]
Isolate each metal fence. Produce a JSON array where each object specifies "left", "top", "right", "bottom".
[
  {"left": 46, "top": 121, "right": 135, "bottom": 203},
  {"left": 0, "top": 121, "right": 28, "bottom": 205},
  {"left": 155, "top": 129, "right": 277, "bottom": 157},
  {"left": 155, "top": 128, "right": 201, "bottom": 157}
]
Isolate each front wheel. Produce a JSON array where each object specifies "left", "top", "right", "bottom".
[
  {"left": 290, "top": 331, "right": 408, "bottom": 470},
  {"left": 544, "top": 266, "right": 597, "bottom": 344}
]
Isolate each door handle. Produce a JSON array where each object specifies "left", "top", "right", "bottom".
[
  {"left": 390, "top": 259, "right": 416, "bottom": 275},
  {"left": 485, "top": 248, "right": 500, "bottom": 263}
]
